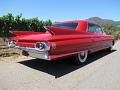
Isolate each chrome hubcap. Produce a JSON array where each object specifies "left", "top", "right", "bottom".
[
  {"left": 80, "top": 52, "right": 86, "bottom": 59},
  {"left": 78, "top": 51, "right": 88, "bottom": 63}
]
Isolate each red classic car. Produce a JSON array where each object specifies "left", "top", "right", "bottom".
[{"left": 8, "top": 20, "right": 115, "bottom": 64}]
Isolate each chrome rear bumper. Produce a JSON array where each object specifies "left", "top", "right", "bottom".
[{"left": 15, "top": 46, "right": 50, "bottom": 60}]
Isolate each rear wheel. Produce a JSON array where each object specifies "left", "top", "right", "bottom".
[{"left": 74, "top": 50, "right": 88, "bottom": 65}]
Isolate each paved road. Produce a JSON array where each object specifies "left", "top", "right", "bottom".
[{"left": 0, "top": 41, "right": 120, "bottom": 90}]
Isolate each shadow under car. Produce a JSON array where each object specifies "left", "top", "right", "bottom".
[{"left": 18, "top": 50, "right": 116, "bottom": 78}]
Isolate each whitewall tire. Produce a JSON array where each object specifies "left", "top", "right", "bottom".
[{"left": 74, "top": 50, "right": 88, "bottom": 65}]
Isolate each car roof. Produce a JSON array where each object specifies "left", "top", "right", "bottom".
[{"left": 54, "top": 20, "right": 99, "bottom": 25}]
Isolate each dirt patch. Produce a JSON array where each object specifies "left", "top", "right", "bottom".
[
  {"left": 0, "top": 49, "right": 27, "bottom": 62},
  {"left": 1, "top": 54, "right": 21, "bottom": 61},
  {"left": 0, "top": 38, "right": 6, "bottom": 45},
  {"left": 0, "top": 37, "right": 29, "bottom": 62},
  {"left": 0, "top": 46, "right": 25, "bottom": 61},
  {"left": 0, "top": 37, "right": 28, "bottom": 62}
]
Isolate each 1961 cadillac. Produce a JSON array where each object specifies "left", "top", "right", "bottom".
[{"left": 8, "top": 20, "right": 115, "bottom": 64}]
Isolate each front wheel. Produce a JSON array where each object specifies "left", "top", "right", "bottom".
[
  {"left": 106, "top": 45, "right": 113, "bottom": 52},
  {"left": 106, "top": 41, "right": 114, "bottom": 52},
  {"left": 74, "top": 50, "right": 88, "bottom": 65}
]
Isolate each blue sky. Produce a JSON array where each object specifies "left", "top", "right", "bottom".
[{"left": 0, "top": 0, "right": 119, "bottom": 21}]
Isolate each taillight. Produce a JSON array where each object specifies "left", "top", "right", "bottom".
[
  {"left": 8, "top": 41, "right": 16, "bottom": 48},
  {"left": 35, "top": 42, "right": 50, "bottom": 51}
]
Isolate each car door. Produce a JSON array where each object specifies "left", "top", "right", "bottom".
[
  {"left": 94, "top": 25, "right": 106, "bottom": 48},
  {"left": 88, "top": 23, "right": 105, "bottom": 52},
  {"left": 95, "top": 26, "right": 113, "bottom": 48}
]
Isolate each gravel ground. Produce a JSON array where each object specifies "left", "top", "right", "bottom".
[{"left": 0, "top": 41, "right": 120, "bottom": 90}]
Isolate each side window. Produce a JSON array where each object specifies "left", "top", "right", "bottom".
[
  {"left": 88, "top": 24, "right": 96, "bottom": 33},
  {"left": 95, "top": 26, "right": 103, "bottom": 34}
]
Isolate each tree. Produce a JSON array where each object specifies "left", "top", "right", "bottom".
[{"left": 0, "top": 13, "right": 52, "bottom": 38}]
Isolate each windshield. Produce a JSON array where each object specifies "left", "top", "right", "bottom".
[{"left": 51, "top": 22, "right": 78, "bottom": 30}]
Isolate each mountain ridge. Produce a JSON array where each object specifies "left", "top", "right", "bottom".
[{"left": 87, "top": 17, "right": 120, "bottom": 27}]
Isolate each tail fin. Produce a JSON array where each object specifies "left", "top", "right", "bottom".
[{"left": 9, "top": 31, "right": 44, "bottom": 36}]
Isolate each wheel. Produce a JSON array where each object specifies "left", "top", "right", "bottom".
[
  {"left": 74, "top": 50, "right": 88, "bottom": 65},
  {"left": 106, "top": 45, "right": 113, "bottom": 52},
  {"left": 106, "top": 41, "right": 114, "bottom": 52}
]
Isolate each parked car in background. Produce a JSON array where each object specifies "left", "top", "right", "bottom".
[{"left": 8, "top": 20, "right": 115, "bottom": 64}]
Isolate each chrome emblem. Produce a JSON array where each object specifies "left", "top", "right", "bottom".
[{"left": 52, "top": 43, "right": 56, "bottom": 49}]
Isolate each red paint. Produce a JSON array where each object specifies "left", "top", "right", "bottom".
[
  {"left": 10, "top": 20, "right": 115, "bottom": 60},
  {"left": 10, "top": 31, "right": 44, "bottom": 36}
]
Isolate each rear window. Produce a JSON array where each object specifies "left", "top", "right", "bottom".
[{"left": 51, "top": 22, "right": 78, "bottom": 30}]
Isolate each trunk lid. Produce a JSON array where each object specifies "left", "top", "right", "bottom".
[{"left": 11, "top": 32, "right": 52, "bottom": 42}]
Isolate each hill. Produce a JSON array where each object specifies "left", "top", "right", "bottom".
[
  {"left": 88, "top": 17, "right": 120, "bottom": 27},
  {"left": 88, "top": 17, "right": 120, "bottom": 39}
]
